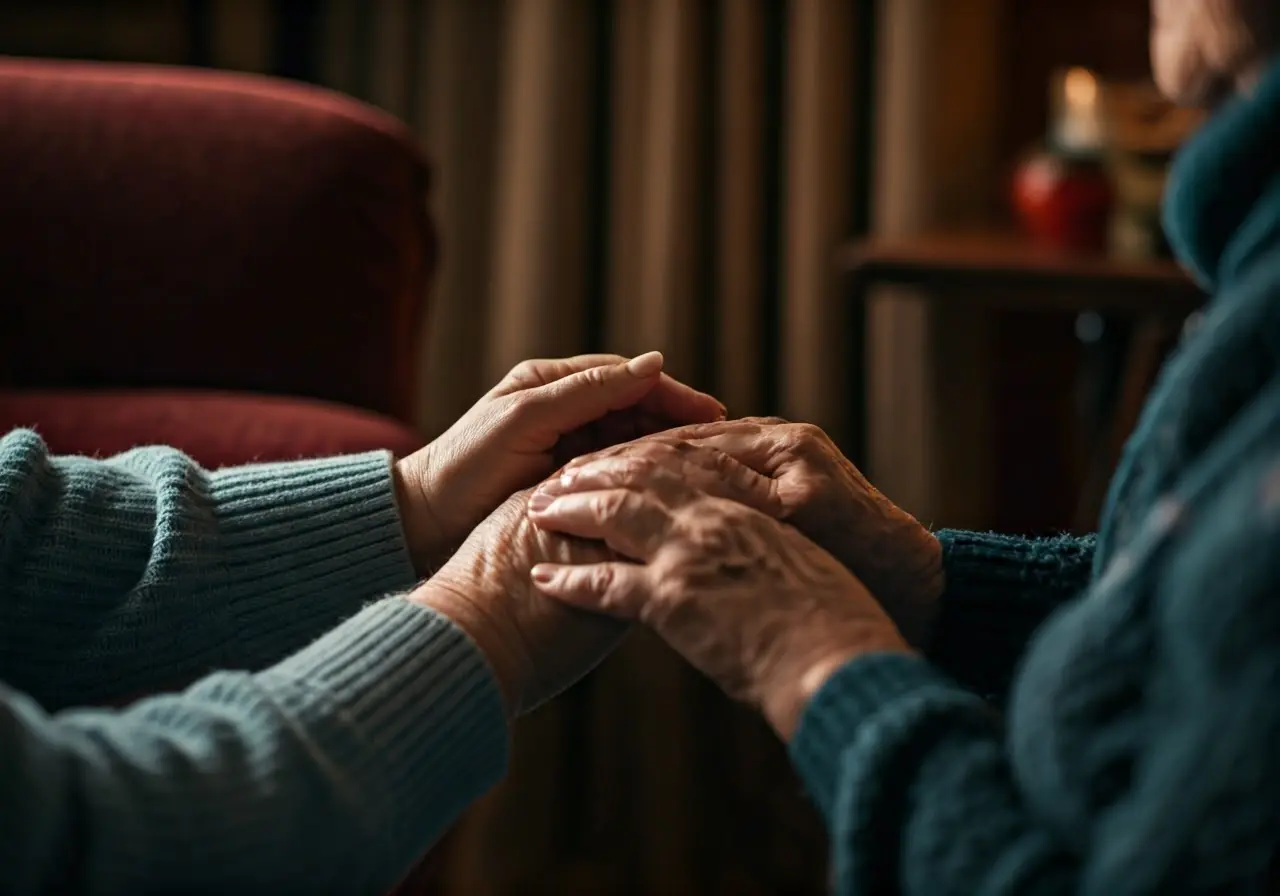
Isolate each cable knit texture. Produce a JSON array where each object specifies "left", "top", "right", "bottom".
[
  {"left": 0, "top": 431, "right": 509, "bottom": 892},
  {"left": 790, "top": 59, "right": 1280, "bottom": 895}
]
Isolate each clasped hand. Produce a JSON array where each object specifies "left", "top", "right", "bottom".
[
  {"left": 396, "top": 351, "right": 726, "bottom": 717},
  {"left": 396, "top": 353, "right": 941, "bottom": 738},
  {"left": 524, "top": 425, "right": 941, "bottom": 738}
]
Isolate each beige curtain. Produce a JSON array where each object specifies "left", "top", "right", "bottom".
[
  {"left": 314, "top": 1, "right": 868, "bottom": 892},
  {"left": 867, "top": 0, "right": 1007, "bottom": 526}
]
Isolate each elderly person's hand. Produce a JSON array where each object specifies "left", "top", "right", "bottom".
[
  {"left": 408, "top": 487, "right": 629, "bottom": 717},
  {"left": 536, "top": 421, "right": 943, "bottom": 647},
  {"left": 394, "top": 352, "right": 724, "bottom": 575},
  {"left": 522, "top": 448, "right": 911, "bottom": 738}
]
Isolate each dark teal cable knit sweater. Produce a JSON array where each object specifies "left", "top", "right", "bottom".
[{"left": 789, "top": 62, "right": 1280, "bottom": 894}]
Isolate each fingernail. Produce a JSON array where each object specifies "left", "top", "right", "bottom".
[
  {"left": 531, "top": 565, "right": 555, "bottom": 584},
  {"left": 626, "top": 350, "right": 664, "bottom": 378},
  {"left": 528, "top": 492, "right": 554, "bottom": 513}
]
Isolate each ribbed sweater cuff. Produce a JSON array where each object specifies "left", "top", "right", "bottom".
[
  {"left": 209, "top": 452, "right": 419, "bottom": 670},
  {"left": 260, "top": 597, "right": 510, "bottom": 867},
  {"left": 930, "top": 530, "right": 1094, "bottom": 698},
  {"left": 936, "top": 530, "right": 1095, "bottom": 601},
  {"left": 789, "top": 652, "right": 955, "bottom": 819}
]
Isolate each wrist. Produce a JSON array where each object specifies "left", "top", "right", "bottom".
[
  {"left": 405, "top": 578, "right": 525, "bottom": 721},
  {"left": 905, "top": 532, "right": 946, "bottom": 648},
  {"left": 761, "top": 623, "right": 913, "bottom": 741},
  {"left": 393, "top": 452, "right": 454, "bottom": 576}
]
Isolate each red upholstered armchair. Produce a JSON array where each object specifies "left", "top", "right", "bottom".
[{"left": 0, "top": 57, "right": 433, "bottom": 464}]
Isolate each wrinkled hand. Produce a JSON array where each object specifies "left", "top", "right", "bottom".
[
  {"left": 394, "top": 352, "right": 724, "bottom": 575},
  {"left": 524, "top": 450, "right": 910, "bottom": 739},
  {"left": 408, "top": 489, "right": 628, "bottom": 718},
  {"left": 539, "top": 420, "right": 944, "bottom": 647}
]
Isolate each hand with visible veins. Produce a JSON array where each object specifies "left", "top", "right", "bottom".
[
  {"left": 523, "top": 447, "right": 911, "bottom": 740},
  {"left": 541, "top": 423, "right": 944, "bottom": 648}
]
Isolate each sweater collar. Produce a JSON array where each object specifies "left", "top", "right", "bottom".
[{"left": 1163, "top": 58, "right": 1280, "bottom": 291}]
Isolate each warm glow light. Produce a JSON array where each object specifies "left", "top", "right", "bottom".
[{"left": 1064, "top": 67, "right": 1098, "bottom": 108}]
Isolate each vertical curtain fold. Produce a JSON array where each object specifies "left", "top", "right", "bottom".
[
  {"left": 780, "top": 0, "right": 856, "bottom": 448},
  {"left": 487, "top": 0, "right": 594, "bottom": 379}
]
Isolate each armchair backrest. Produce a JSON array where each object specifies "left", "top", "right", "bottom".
[{"left": 0, "top": 57, "right": 435, "bottom": 422}]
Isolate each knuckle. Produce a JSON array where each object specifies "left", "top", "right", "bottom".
[
  {"left": 577, "top": 443, "right": 627, "bottom": 465},
  {"left": 782, "top": 422, "right": 832, "bottom": 458},
  {"left": 678, "top": 505, "right": 733, "bottom": 553},
  {"left": 590, "top": 565, "right": 616, "bottom": 594},
  {"left": 645, "top": 576, "right": 687, "bottom": 625},
  {"left": 637, "top": 438, "right": 682, "bottom": 461},
  {"left": 506, "top": 358, "right": 541, "bottom": 384},
  {"left": 580, "top": 364, "right": 612, "bottom": 388},
  {"left": 502, "top": 392, "right": 543, "bottom": 426},
  {"left": 705, "top": 446, "right": 737, "bottom": 472},
  {"left": 618, "top": 445, "right": 682, "bottom": 482},
  {"left": 590, "top": 488, "right": 638, "bottom": 522},
  {"left": 627, "top": 454, "right": 664, "bottom": 479},
  {"left": 790, "top": 422, "right": 827, "bottom": 444},
  {"left": 791, "top": 473, "right": 824, "bottom": 504}
]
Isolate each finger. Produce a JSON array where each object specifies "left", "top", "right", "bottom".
[
  {"left": 531, "top": 562, "right": 651, "bottom": 620},
  {"left": 490, "top": 354, "right": 628, "bottom": 396},
  {"left": 494, "top": 353, "right": 725, "bottom": 428},
  {"left": 541, "top": 443, "right": 783, "bottom": 517},
  {"left": 638, "top": 416, "right": 788, "bottom": 446},
  {"left": 543, "top": 450, "right": 697, "bottom": 508},
  {"left": 518, "top": 351, "right": 675, "bottom": 438},
  {"left": 527, "top": 488, "right": 672, "bottom": 561},
  {"left": 681, "top": 431, "right": 780, "bottom": 472},
  {"left": 661, "top": 416, "right": 789, "bottom": 439},
  {"left": 634, "top": 374, "right": 727, "bottom": 426}
]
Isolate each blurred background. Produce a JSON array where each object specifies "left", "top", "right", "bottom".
[{"left": 0, "top": 1, "right": 1206, "bottom": 893}]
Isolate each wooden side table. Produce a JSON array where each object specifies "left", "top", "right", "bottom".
[{"left": 840, "top": 231, "right": 1205, "bottom": 528}]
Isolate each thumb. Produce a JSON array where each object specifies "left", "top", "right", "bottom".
[{"left": 523, "top": 351, "right": 665, "bottom": 434}]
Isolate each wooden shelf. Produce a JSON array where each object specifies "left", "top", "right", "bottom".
[{"left": 839, "top": 231, "right": 1204, "bottom": 317}]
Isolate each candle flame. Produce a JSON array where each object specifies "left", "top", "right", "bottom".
[{"left": 1064, "top": 67, "right": 1098, "bottom": 107}]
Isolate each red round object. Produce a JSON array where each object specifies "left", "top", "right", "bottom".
[{"left": 1011, "top": 150, "right": 1114, "bottom": 252}]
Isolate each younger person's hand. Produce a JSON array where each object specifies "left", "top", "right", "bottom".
[{"left": 394, "top": 352, "right": 724, "bottom": 575}]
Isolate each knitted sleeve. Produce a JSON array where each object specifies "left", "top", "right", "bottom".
[
  {"left": 789, "top": 450, "right": 1280, "bottom": 894},
  {"left": 928, "top": 530, "right": 1096, "bottom": 701},
  {"left": 0, "top": 597, "right": 510, "bottom": 893},
  {"left": 0, "top": 429, "right": 417, "bottom": 709}
]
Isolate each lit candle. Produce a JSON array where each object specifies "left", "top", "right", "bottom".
[{"left": 1053, "top": 67, "right": 1103, "bottom": 154}]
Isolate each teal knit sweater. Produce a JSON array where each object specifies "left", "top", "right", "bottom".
[
  {"left": 0, "top": 438, "right": 508, "bottom": 892},
  {"left": 790, "top": 62, "right": 1280, "bottom": 893}
]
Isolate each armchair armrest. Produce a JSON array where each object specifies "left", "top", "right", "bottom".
[{"left": 0, "top": 58, "right": 434, "bottom": 421}]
